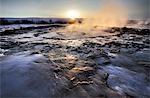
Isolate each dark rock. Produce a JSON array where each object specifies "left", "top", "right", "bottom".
[
  {"left": 66, "top": 66, "right": 95, "bottom": 83},
  {"left": 82, "top": 41, "right": 102, "bottom": 48},
  {"left": 143, "top": 39, "right": 150, "bottom": 44},
  {"left": 0, "top": 30, "right": 17, "bottom": 36},
  {"left": 103, "top": 27, "right": 121, "bottom": 33},
  {"left": 140, "top": 29, "right": 150, "bottom": 35},
  {"left": 121, "top": 27, "right": 150, "bottom": 35},
  {"left": 51, "top": 37, "right": 65, "bottom": 40},
  {"left": 0, "top": 40, "right": 21, "bottom": 49},
  {"left": 34, "top": 33, "right": 39, "bottom": 37},
  {"left": 105, "top": 41, "right": 122, "bottom": 48}
]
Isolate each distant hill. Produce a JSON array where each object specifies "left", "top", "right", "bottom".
[{"left": 0, "top": 18, "right": 83, "bottom": 25}]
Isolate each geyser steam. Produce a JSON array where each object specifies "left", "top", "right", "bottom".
[
  {"left": 64, "top": 0, "right": 128, "bottom": 34},
  {"left": 91, "top": 0, "right": 128, "bottom": 27}
]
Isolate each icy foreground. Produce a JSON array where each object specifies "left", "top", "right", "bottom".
[{"left": 0, "top": 23, "right": 150, "bottom": 98}]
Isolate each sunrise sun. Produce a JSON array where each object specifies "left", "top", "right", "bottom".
[{"left": 66, "top": 10, "right": 80, "bottom": 19}]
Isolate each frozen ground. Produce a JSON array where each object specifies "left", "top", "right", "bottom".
[
  {"left": 0, "top": 22, "right": 150, "bottom": 98},
  {"left": 0, "top": 24, "right": 48, "bottom": 32}
]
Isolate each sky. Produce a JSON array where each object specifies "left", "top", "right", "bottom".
[{"left": 0, "top": 0, "right": 149, "bottom": 19}]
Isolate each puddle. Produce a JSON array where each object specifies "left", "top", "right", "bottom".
[
  {"left": 0, "top": 51, "right": 42, "bottom": 69},
  {"left": 102, "top": 65, "right": 150, "bottom": 97},
  {"left": 0, "top": 51, "right": 70, "bottom": 97},
  {"left": 0, "top": 51, "right": 53, "bottom": 97}
]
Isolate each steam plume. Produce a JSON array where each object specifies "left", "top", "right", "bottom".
[{"left": 64, "top": 0, "right": 128, "bottom": 34}]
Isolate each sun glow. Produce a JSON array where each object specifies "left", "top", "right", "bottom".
[{"left": 67, "top": 10, "right": 80, "bottom": 19}]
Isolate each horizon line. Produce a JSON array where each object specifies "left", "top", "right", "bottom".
[
  {"left": 1, "top": 16, "right": 149, "bottom": 20},
  {"left": 0, "top": 17, "right": 85, "bottom": 19}
]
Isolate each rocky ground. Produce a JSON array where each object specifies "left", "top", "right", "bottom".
[{"left": 0, "top": 24, "right": 150, "bottom": 98}]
